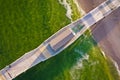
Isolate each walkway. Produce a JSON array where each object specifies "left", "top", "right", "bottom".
[{"left": 0, "top": 0, "right": 120, "bottom": 80}]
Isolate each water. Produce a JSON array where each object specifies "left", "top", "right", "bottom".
[
  {"left": 58, "top": 0, "right": 73, "bottom": 22},
  {"left": 8, "top": 1, "right": 120, "bottom": 76},
  {"left": 111, "top": 59, "right": 120, "bottom": 76},
  {"left": 70, "top": 54, "right": 89, "bottom": 80},
  {"left": 73, "top": 0, "right": 85, "bottom": 16}
]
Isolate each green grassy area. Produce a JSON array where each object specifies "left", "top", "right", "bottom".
[{"left": 0, "top": 0, "right": 119, "bottom": 80}]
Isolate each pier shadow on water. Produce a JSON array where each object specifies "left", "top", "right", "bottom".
[{"left": 14, "top": 31, "right": 97, "bottom": 80}]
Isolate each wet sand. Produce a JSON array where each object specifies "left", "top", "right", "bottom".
[{"left": 77, "top": 0, "right": 120, "bottom": 69}]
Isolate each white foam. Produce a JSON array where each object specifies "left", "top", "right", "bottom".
[
  {"left": 111, "top": 59, "right": 120, "bottom": 76},
  {"left": 58, "top": 0, "right": 73, "bottom": 22},
  {"left": 73, "top": 0, "right": 85, "bottom": 16},
  {"left": 70, "top": 53, "right": 89, "bottom": 80},
  {"left": 100, "top": 49, "right": 106, "bottom": 58},
  {"left": 89, "top": 61, "right": 99, "bottom": 66}
]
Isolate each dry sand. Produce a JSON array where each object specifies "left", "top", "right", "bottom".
[
  {"left": 77, "top": 0, "right": 120, "bottom": 69},
  {"left": 0, "top": 74, "right": 5, "bottom": 80}
]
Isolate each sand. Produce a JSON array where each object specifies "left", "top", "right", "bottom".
[
  {"left": 0, "top": 74, "right": 5, "bottom": 80},
  {"left": 77, "top": 0, "right": 120, "bottom": 70}
]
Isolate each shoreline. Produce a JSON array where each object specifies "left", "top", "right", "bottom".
[
  {"left": 111, "top": 59, "right": 120, "bottom": 76},
  {"left": 58, "top": 0, "right": 73, "bottom": 22},
  {"left": 73, "top": 0, "right": 85, "bottom": 16},
  {"left": 77, "top": 0, "right": 120, "bottom": 74}
]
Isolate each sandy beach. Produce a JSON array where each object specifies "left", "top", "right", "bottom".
[
  {"left": 77, "top": 0, "right": 120, "bottom": 69},
  {"left": 0, "top": 74, "right": 5, "bottom": 80}
]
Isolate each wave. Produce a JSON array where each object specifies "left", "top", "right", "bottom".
[
  {"left": 70, "top": 52, "right": 89, "bottom": 80},
  {"left": 111, "top": 59, "right": 120, "bottom": 76},
  {"left": 73, "top": 0, "right": 85, "bottom": 16},
  {"left": 58, "top": 0, "right": 73, "bottom": 22}
]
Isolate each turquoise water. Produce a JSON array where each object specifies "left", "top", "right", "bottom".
[
  {"left": 0, "top": 0, "right": 119, "bottom": 79},
  {"left": 14, "top": 34, "right": 89, "bottom": 80},
  {"left": 15, "top": 33, "right": 119, "bottom": 80}
]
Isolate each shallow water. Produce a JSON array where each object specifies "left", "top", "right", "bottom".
[
  {"left": 58, "top": 0, "right": 73, "bottom": 22},
  {"left": 14, "top": 33, "right": 120, "bottom": 80},
  {"left": 0, "top": 0, "right": 119, "bottom": 79}
]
